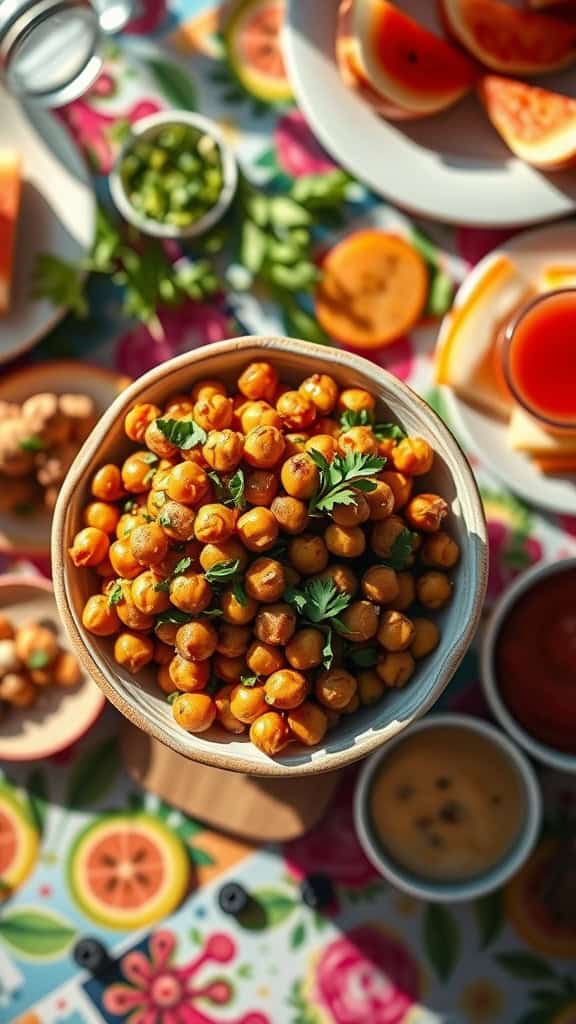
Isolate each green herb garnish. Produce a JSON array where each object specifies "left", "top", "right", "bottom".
[
  {"left": 383, "top": 528, "right": 416, "bottom": 571},
  {"left": 158, "top": 508, "right": 172, "bottom": 528},
  {"left": 207, "top": 468, "right": 246, "bottom": 509},
  {"left": 308, "top": 450, "right": 385, "bottom": 513},
  {"left": 205, "top": 559, "right": 241, "bottom": 584},
  {"left": 157, "top": 418, "right": 207, "bottom": 450},
  {"left": 284, "top": 578, "right": 351, "bottom": 625},
  {"left": 339, "top": 409, "right": 406, "bottom": 442},
  {"left": 232, "top": 578, "right": 248, "bottom": 607},
  {"left": 107, "top": 581, "right": 123, "bottom": 606},
  {"left": 347, "top": 647, "right": 379, "bottom": 669},
  {"left": 19, "top": 435, "right": 45, "bottom": 453},
  {"left": 155, "top": 608, "right": 193, "bottom": 629},
  {"left": 167, "top": 691, "right": 180, "bottom": 705},
  {"left": 240, "top": 674, "right": 259, "bottom": 687},
  {"left": 27, "top": 650, "right": 50, "bottom": 670},
  {"left": 154, "top": 555, "right": 193, "bottom": 593}
]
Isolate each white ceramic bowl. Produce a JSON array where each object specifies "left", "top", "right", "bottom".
[
  {"left": 354, "top": 713, "right": 542, "bottom": 902},
  {"left": 481, "top": 558, "right": 576, "bottom": 774},
  {"left": 52, "top": 336, "right": 488, "bottom": 777},
  {"left": 109, "top": 111, "right": 238, "bottom": 239}
]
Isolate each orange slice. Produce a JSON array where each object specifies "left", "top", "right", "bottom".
[
  {"left": 0, "top": 151, "right": 22, "bottom": 315},
  {"left": 315, "top": 230, "right": 428, "bottom": 349}
]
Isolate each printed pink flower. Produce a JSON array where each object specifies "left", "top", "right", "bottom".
[
  {"left": 356, "top": 336, "right": 414, "bottom": 383},
  {"left": 275, "top": 110, "right": 336, "bottom": 177},
  {"left": 456, "top": 227, "right": 518, "bottom": 268},
  {"left": 126, "top": 0, "right": 168, "bottom": 34},
  {"left": 115, "top": 302, "right": 233, "bottom": 378},
  {"left": 104, "top": 929, "right": 268, "bottom": 1024},
  {"left": 309, "top": 924, "right": 420, "bottom": 1024},
  {"left": 284, "top": 777, "right": 378, "bottom": 888},
  {"left": 486, "top": 520, "right": 542, "bottom": 601},
  {"left": 60, "top": 87, "right": 163, "bottom": 173}
]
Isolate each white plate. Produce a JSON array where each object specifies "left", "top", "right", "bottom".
[
  {"left": 284, "top": 0, "right": 576, "bottom": 227},
  {"left": 0, "top": 89, "right": 95, "bottom": 364},
  {"left": 441, "top": 220, "right": 576, "bottom": 515}
]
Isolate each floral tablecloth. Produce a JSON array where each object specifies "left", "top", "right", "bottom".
[{"left": 2, "top": 3, "right": 576, "bottom": 1023}]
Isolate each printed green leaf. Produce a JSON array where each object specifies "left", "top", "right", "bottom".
[
  {"left": 190, "top": 926, "right": 203, "bottom": 946},
  {"left": 26, "top": 769, "right": 48, "bottom": 835},
  {"left": 495, "top": 952, "right": 557, "bottom": 981},
  {"left": 422, "top": 904, "right": 460, "bottom": 981},
  {"left": 145, "top": 57, "right": 197, "bottom": 110},
  {"left": 157, "top": 418, "right": 207, "bottom": 450},
  {"left": 252, "top": 888, "right": 297, "bottom": 928},
  {"left": 0, "top": 908, "right": 77, "bottom": 959},
  {"left": 474, "top": 890, "right": 504, "bottom": 949},
  {"left": 290, "top": 921, "right": 307, "bottom": 949},
  {"left": 66, "top": 738, "right": 120, "bottom": 809},
  {"left": 188, "top": 846, "right": 215, "bottom": 866}
]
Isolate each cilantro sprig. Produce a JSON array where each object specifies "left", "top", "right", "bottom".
[
  {"left": 284, "top": 578, "right": 352, "bottom": 669},
  {"left": 107, "top": 581, "right": 123, "bottom": 606},
  {"left": 339, "top": 409, "right": 406, "bottom": 442},
  {"left": 207, "top": 468, "right": 246, "bottom": 509},
  {"left": 204, "top": 559, "right": 248, "bottom": 606},
  {"left": 157, "top": 418, "right": 207, "bottom": 450},
  {"left": 382, "top": 528, "right": 417, "bottom": 571},
  {"left": 308, "top": 450, "right": 386, "bottom": 513},
  {"left": 154, "top": 555, "right": 193, "bottom": 593}
]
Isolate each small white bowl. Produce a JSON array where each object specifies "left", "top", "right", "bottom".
[
  {"left": 481, "top": 557, "right": 576, "bottom": 774},
  {"left": 109, "top": 111, "right": 238, "bottom": 239},
  {"left": 354, "top": 713, "right": 542, "bottom": 902}
]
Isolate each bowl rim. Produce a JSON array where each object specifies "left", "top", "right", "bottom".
[
  {"left": 353, "top": 712, "right": 542, "bottom": 902},
  {"left": 0, "top": 573, "right": 106, "bottom": 761},
  {"left": 52, "top": 335, "right": 488, "bottom": 776},
  {"left": 481, "top": 556, "right": 576, "bottom": 774},
  {"left": 109, "top": 110, "right": 238, "bottom": 239}
]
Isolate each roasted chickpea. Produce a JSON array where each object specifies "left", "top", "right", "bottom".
[
  {"left": 245, "top": 557, "right": 285, "bottom": 603},
  {"left": 284, "top": 433, "right": 309, "bottom": 457},
  {"left": 95, "top": 557, "right": 115, "bottom": 579},
  {"left": 392, "top": 436, "right": 433, "bottom": 476},
  {"left": 340, "top": 600, "right": 379, "bottom": 642},
  {"left": 215, "top": 685, "right": 246, "bottom": 734},
  {"left": 158, "top": 501, "right": 196, "bottom": 542},
  {"left": 176, "top": 619, "right": 218, "bottom": 662},
  {"left": 0, "top": 615, "right": 14, "bottom": 641},
  {"left": 115, "top": 581, "right": 155, "bottom": 632},
  {"left": 193, "top": 503, "right": 236, "bottom": 544},
  {"left": 0, "top": 673, "right": 37, "bottom": 707},
  {"left": 285, "top": 628, "right": 323, "bottom": 670},
  {"left": 193, "top": 394, "right": 233, "bottom": 431},
  {"left": 376, "top": 651, "right": 415, "bottom": 688},
  {"left": 264, "top": 669, "right": 308, "bottom": 709},
  {"left": 313, "top": 417, "right": 341, "bottom": 438},
  {"left": 220, "top": 587, "right": 258, "bottom": 625},
  {"left": 154, "top": 639, "right": 173, "bottom": 665},
  {"left": 144, "top": 419, "right": 178, "bottom": 460},
  {"left": 129, "top": 523, "right": 169, "bottom": 567},
  {"left": 270, "top": 495, "right": 309, "bottom": 534},
  {"left": 29, "top": 667, "right": 51, "bottom": 686},
  {"left": 246, "top": 641, "right": 285, "bottom": 677},
  {"left": 357, "top": 670, "right": 385, "bottom": 705},
  {"left": 15, "top": 623, "right": 58, "bottom": 666},
  {"left": 379, "top": 471, "right": 413, "bottom": 511},
  {"left": 276, "top": 390, "right": 317, "bottom": 430},
  {"left": 238, "top": 361, "right": 278, "bottom": 403},
  {"left": 250, "top": 711, "right": 291, "bottom": 755},
  {"left": 169, "top": 654, "right": 210, "bottom": 692},
  {"left": 254, "top": 603, "right": 296, "bottom": 646},
  {"left": 325, "top": 524, "right": 365, "bottom": 559},
  {"left": 377, "top": 610, "right": 415, "bottom": 651},
  {"left": 332, "top": 493, "right": 370, "bottom": 527},
  {"left": 169, "top": 572, "right": 212, "bottom": 614},
  {"left": 339, "top": 426, "right": 379, "bottom": 457},
  {"left": 299, "top": 373, "right": 339, "bottom": 415},
  {"left": 405, "top": 494, "right": 448, "bottom": 533},
  {"left": 237, "top": 507, "right": 278, "bottom": 552},
  {"left": 230, "top": 683, "right": 268, "bottom": 724},
  {"left": 289, "top": 534, "right": 329, "bottom": 575},
  {"left": 411, "top": 618, "right": 440, "bottom": 659},
  {"left": 202, "top": 430, "right": 244, "bottom": 472},
  {"left": 371, "top": 516, "right": 410, "bottom": 560},
  {"left": 337, "top": 388, "right": 375, "bottom": 414},
  {"left": 91, "top": 463, "right": 125, "bottom": 501},
  {"left": 280, "top": 453, "right": 319, "bottom": 500},
  {"left": 240, "top": 400, "right": 281, "bottom": 433},
  {"left": 245, "top": 469, "right": 278, "bottom": 507},
  {"left": 243, "top": 426, "right": 285, "bottom": 469},
  {"left": 52, "top": 651, "right": 82, "bottom": 688},
  {"left": 155, "top": 620, "right": 179, "bottom": 645},
  {"left": 121, "top": 452, "right": 158, "bottom": 494},
  {"left": 157, "top": 663, "right": 173, "bottom": 694},
  {"left": 365, "top": 480, "right": 395, "bottom": 520},
  {"left": 389, "top": 572, "right": 416, "bottom": 612},
  {"left": 421, "top": 532, "right": 460, "bottom": 569},
  {"left": 68, "top": 527, "right": 109, "bottom": 568},
  {"left": 361, "top": 566, "right": 399, "bottom": 605},
  {"left": 315, "top": 668, "right": 357, "bottom": 710},
  {"left": 114, "top": 631, "right": 154, "bottom": 673},
  {"left": 124, "top": 403, "right": 162, "bottom": 443},
  {"left": 417, "top": 571, "right": 452, "bottom": 609},
  {"left": 83, "top": 501, "right": 120, "bottom": 535},
  {"left": 172, "top": 692, "right": 216, "bottom": 732},
  {"left": 213, "top": 654, "right": 245, "bottom": 684},
  {"left": 82, "top": 594, "right": 120, "bottom": 636},
  {"left": 190, "top": 379, "right": 226, "bottom": 403},
  {"left": 305, "top": 434, "right": 338, "bottom": 461},
  {"left": 167, "top": 462, "right": 209, "bottom": 506},
  {"left": 164, "top": 393, "right": 195, "bottom": 416},
  {"left": 287, "top": 702, "right": 328, "bottom": 746},
  {"left": 109, "top": 538, "right": 142, "bottom": 580},
  {"left": 217, "top": 624, "right": 252, "bottom": 659},
  {"left": 199, "top": 539, "right": 248, "bottom": 572}
]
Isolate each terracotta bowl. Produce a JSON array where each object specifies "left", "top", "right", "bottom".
[
  {"left": 0, "top": 361, "right": 129, "bottom": 557},
  {"left": 0, "top": 575, "right": 105, "bottom": 761},
  {"left": 52, "top": 337, "right": 488, "bottom": 776}
]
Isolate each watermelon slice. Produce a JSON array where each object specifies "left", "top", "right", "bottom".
[
  {"left": 225, "top": 0, "right": 293, "bottom": 104},
  {"left": 480, "top": 76, "right": 576, "bottom": 169},
  {"left": 0, "top": 151, "right": 22, "bottom": 315},
  {"left": 0, "top": 781, "right": 39, "bottom": 899}
]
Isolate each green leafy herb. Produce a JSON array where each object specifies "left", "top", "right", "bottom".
[
  {"left": 284, "top": 578, "right": 351, "bottom": 625},
  {"left": 205, "top": 559, "right": 241, "bottom": 584},
  {"left": 158, "top": 509, "right": 172, "bottom": 528},
  {"left": 321, "top": 629, "right": 334, "bottom": 670},
  {"left": 123, "top": 499, "right": 138, "bottom": 513},
  {"left": 383, "top": 528, "right": 416, "bottom": 571},
  {"left": 374, "top": 422, "right": 406, "bottom": 442},
  {"left": 339, "top": 409, "right": 406, "bottom": 442},
  {"left": 203, "top": 607, "right": 224, "bottom": 617},
  {"left": 19, "top": 435, "right": 45, "bottom": 453},
  {"left": 154, "top": 580, "right": 170, "bottom": 593},
  {"left": 107, "top": 581, "right": 123, "bottom": 606},
  {"left": 308, "top": 450, "right": 385, "bottom": 513},
  {"left": 157, "top": 418, "right": 207, "bottom": 450},
  {"left": 228, "top": 468, "right": 246, "bottom": 509},
  {"left": 207, "top": 471, "right": 228, "bottom": 502},
  {"left": 155, "top": 555, "right": 193, "bottom": 592},
  {"left": 167, "top": 691, "right": 180, "bottom": 705},
  {"left": 141, "top": 452, "right": 159, "bottom": 464},
  {"left": 240, "top": 674, "right": 259, "bottom": 687},
  {"left": 31, "top": 254, "right": 88, "bottom": 317},
  {"left": 155, "top": 608, "right": 193, "bottom": 628},
  {"left": 27, "top": 650, "right": 50, "bottom": 670},
  {"left": 347, "top": 646, "right": 379, "bottom": 669},
  {"left": 232, "top": 578, "right": 248, "bottom": 607}
]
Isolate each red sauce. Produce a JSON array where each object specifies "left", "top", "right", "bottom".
[
  {"left": 507, "top": 291, "right": 576, "bottom": 426},
  {"left": 495, "top": 568, "right": 576, "bottom": 752}
]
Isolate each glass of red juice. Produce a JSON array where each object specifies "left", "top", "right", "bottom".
[{"left": 503, "top": 289, "right": 576, "bottom": 432}]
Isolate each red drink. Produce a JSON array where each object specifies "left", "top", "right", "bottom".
[{"left": 504, "top": 289, "right": 576, "bottom": 431}]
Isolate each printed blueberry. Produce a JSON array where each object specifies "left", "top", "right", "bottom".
[
  {"left": 218, "top": 881, "right": 250, "bottom": 916},
  {"left": 73, "top": 937, "right": 114, "bottom": 977},
  {"left": 300, "top": 874, "right": 335, "bottom": 910}
]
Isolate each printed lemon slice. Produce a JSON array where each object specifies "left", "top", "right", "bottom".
[
  {"left": 0, "top": 781, "right": 39, "bottom": 899},
  {"left": 67, "top": 813, "right": 189, "bottom": 930}
]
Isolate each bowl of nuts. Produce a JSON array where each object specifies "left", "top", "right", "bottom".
[{"left": 52, "top": 336, "right": 487, "bottom": 776}]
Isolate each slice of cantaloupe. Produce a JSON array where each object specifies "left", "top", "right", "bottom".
[
  {"left": 0, "top": 151, "right": 22, "bottom": 315},
  {"left": 435, "top": 254, "right": 532, "bottom": 420}
]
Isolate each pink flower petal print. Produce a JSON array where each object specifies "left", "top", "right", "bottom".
[
  {"left": 203, "top": 933, "right": 235, "bottom": 963},
  {"left": 457, "top": 227, "right": 518, "bottom": 267},
  {"left": 126, "top": 0, "right": 168, "bottom": 34},
  {"left": 149, "top": 930, "right": 176, "bottom": 970},
  {"left": 123, "top": 951, "right": 155, "bottom": 988},
  {"left": 355, "top": 336, "right": 414, "bottom": 383},
  {"left": 115, "top": 302, "right": 232, "bottom": 378},
  {"left": 104, "top": 983, "right": 147, "bottom": 1014},
  {"left": 275, "top": 110, "right": 336, "bottom": 177}
]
